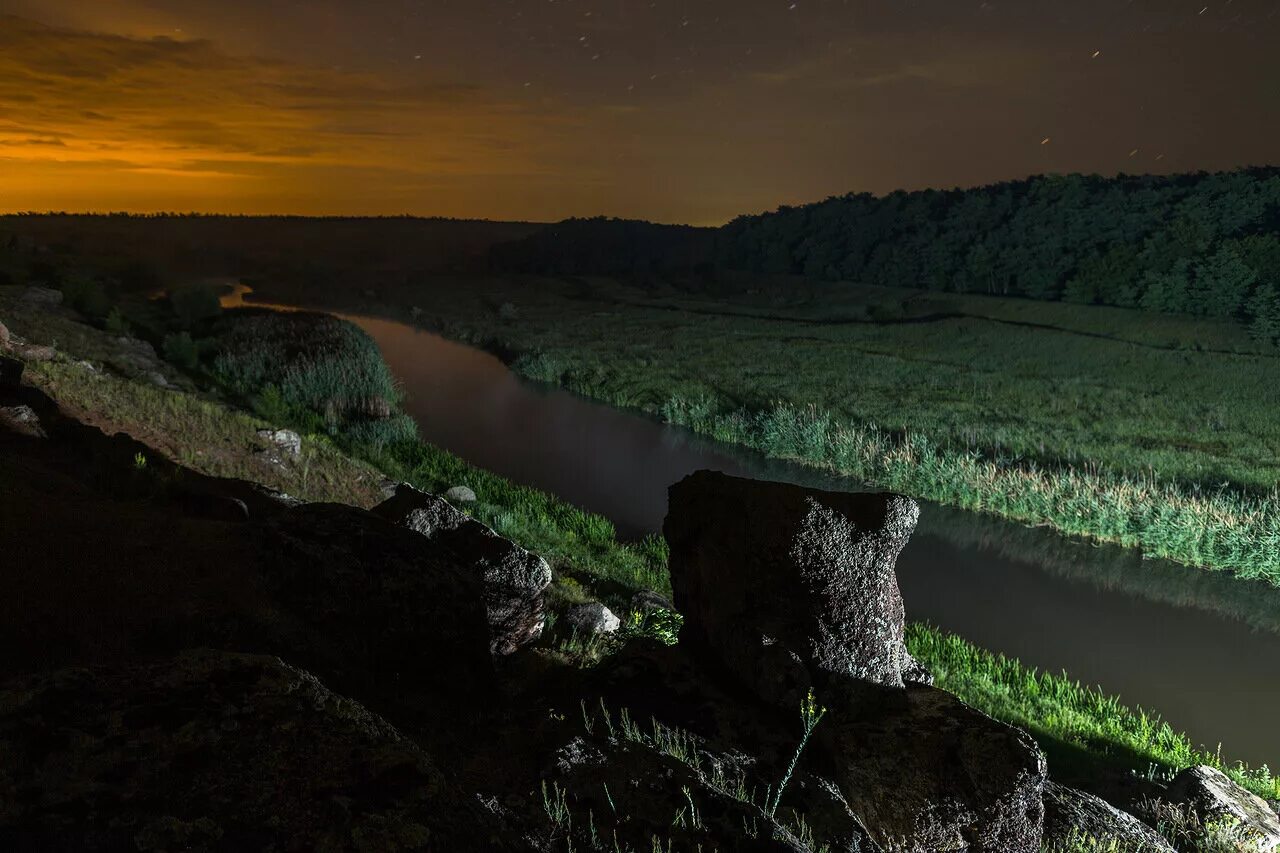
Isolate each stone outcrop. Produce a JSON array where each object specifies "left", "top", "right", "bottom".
[
  {"left": 665, "top": 470, "right": 1046, "bottom": 852},
  {"left": 0, "top": 650, "right": 519, "bottom": 852},
  {"left": 666, "top": 470, "right": 926, "bottom": 712},
  {"left": 374, "top": 484, "right": 551, "bottom": 656},
  {"left": 1166, "top": 766, "right": 1280, "bottom": 852},
  {"left": 1043, "top": 782, "right": 1174, "bottom": 852},
  {"left": 827, "top": 685, "right": 1047, "bottom": 852},
  {"left": 0, "top": 404, "right": 44, "bottom": 438}
]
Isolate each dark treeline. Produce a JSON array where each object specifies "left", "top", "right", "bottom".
[
  {"left": 489, "top": 170, "right": 1280, "bottom": 343},
  {"left": 488, "top": 217, "right": 715, "bottom": 280}
]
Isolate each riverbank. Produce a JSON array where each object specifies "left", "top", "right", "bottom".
[
  {"left": 4, "top": 283, "right": 1274, "bottom": 803},
  {"left": 261, "top": 273, "right": 1280, "bottom": 586}
]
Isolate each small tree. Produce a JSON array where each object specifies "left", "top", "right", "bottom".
[
  {"left": 1248, "top": 282, "right": 1280, "bottom": 346},
  {"left": 171, "top": 285, "right": 221, "bottom": 330}
]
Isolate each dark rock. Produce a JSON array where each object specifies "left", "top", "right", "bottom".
[
  {"left": 632, "top": 589, "right": 676, "bottom": 613},
  {"left": 565, "top": 602, "right": 621, "bottom": 635},
  {"left": 374, "top": 484, "right": 551, "bottom": 656},
  {"left": 1165, "top": 766, "right": 1280, "bottom": 851},
  {"left": 0, "top": 650, "right": 522, "bottom": 851},
  {"left": 1043, "top": 782, "right": 1174, "bottom": 852},
  {"left": 21, "top": 286, "right": 62, "bottom": 307},
  {"left": 666, "top": 470, "right": 920, "bottom": 713},
  {"left": 665, "top": 472, "right": 1046, "bottom": 852},
  {"left": 255, "top": 501, "right": 499, "bottom": 718},
  {"left": 827, "top": 684, "right": 1048, "bottom": 852},
  {"left": 543, "top": 725, "right": 879, "bottom": 852},
  {"left": 0, "top": 355, "right": 22, "bottom": 387},
  {"left": 0, "top": 426, "right": 497, "bottom": 728},
  {"left": 0, "top": 404, "right": 44, "bottom": 438}
]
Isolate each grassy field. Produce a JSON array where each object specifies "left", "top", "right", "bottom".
[{"left": 278, "top": 273, "right": 1280, "bottom": 584}]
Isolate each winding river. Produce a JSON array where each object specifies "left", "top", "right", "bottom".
[{"left": 225, "top": 285, "right": 1280, "bottom": 768}]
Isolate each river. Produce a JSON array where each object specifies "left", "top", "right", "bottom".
[{"left": 224, "top": 284, "right": 1280, "bottom": 768}]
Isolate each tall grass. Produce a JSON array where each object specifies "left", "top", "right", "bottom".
[
  {"left": 907, "top": 623, "right": 1278, "bottom": 800},
  {"left": 655, "top": 395, "right": 1280, "bottom": 585}
]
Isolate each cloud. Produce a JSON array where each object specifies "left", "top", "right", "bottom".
[{"left": 0, "top": 14, "right": 574, "bottom": 212}]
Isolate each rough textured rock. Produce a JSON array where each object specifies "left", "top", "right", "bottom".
[
  {"left": 254, "top": 502, "right": 499, "bottom": 717},
  {"left": 374, "top": 484, "right": 551, "bottom": 656},
  {"left": 543, "top": 729, "right": 879, "bottom": 852},
  {"left": 827, "top": 684, "right": 1047, "bottom": 852},
  {"left": 632, "top": 589, "right": 676, "bottom": 613},
  {"left": 1043, "top": 782, "right": 1174, "bottom": 852},
  {"left": 666, "top": 470, "right": 920, "bottom": 712},
  {"left": 0, "top": 355, "right": 22, "bottom": 387},
  {"left": 1166, "top": 766, "right": 1280, "bottom": 851},
  {"left": 566, "top": 601, "right": 621, "bottom": 635},
  {"left": 21, "top": 285, "right": 62, "bottom": 306},
  {"left": 257, "top": 427, "right": 302, "bottom": 457},
  {"left": 17, "top": 344, "right": 56, "bottom": 362},
  {"left": 665, "top": 471, "right": 1046, "bottom": 852},
  {"left": 0, "top": 318, "right": 9, "bottom": 349},
  {"left": 445, "top": 484, "right": 478, "bottom": 503},
  {"left": 0, "top": 651, "right": 520, "bottom": 851},
  {"left": 0, "top": 404, "right": 43, "bottom": 438},
  {"left": 0, "top": 410, "right": 497, "bottom": 725}
]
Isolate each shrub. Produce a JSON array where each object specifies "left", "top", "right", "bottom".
[
  {"left": 162, "top": 332, "right": 200, "bottom": 370},
  {"left": 171, "top": 284, "right": 222, "bottom": 329}
]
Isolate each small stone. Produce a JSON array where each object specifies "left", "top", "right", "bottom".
[
  {"left": 0, "top": 404, "right": 45, "bottom": 438},
  {"left": 445, "top": 485, "right": 477, "bottom": 503},
  {"left": 147, "top": 371, "right": 171, "bottom": 389},
  {"left": 257, "top": 428, "right": 302, "bottom": 458},
  {"left": 565, "top": 602, "right": 620, "bottom": 635}
]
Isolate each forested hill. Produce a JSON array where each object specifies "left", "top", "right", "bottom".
[{"left": 489, "top": 169, "right": 1280, "bottom": 343}]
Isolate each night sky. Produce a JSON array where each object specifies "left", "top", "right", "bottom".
[{"left": 2, "top": 1, "right": 1278, "bottom": 223}]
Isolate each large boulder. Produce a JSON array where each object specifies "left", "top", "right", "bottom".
[
  {"left": 374, "top": 484, "right": 551, "bottom": 656},
  {"left": 1043, "top": 782, "right": 1174, "bottom": 852},
  {"left": 665, "top": 471, "right": 1045, "bottom": 852},
  {"left": 665, "top": 470, "right": 924, "bottom": 713},
  {"left": 1165, "top": 766, "right": 1280, "bottom": 851},
  {"left": 827, "top": 684, "right": 1047, "bottom": 852},
  {"left": 0, "top": 650, "right": 521, "bottom": 851}
]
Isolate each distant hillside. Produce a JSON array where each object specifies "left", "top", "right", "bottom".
[{"left": 488, "top": 170, "right": 1280, "bottom": 342}]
